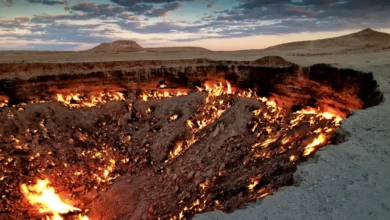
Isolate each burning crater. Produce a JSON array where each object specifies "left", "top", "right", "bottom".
[{"left": 0, "top": 57, "right": 383, "bottom": 220}]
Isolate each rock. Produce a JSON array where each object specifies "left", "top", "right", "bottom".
[
  {"left": 230, "top": 130, "right": 238, "bottom": 137},
  {"left": 220, "top": 123, "right": 225, "bottom": 131},
  {"left": 187, "top": 171, "right": 195, "bottom": 179},
  {"left": 212, "top": 125, "right": 220, "bottom": 137},
  {"left": 206, "top": 169, "right": 213, "bottom": 176},
  {"left": 194, "top": 178, "right": 202, "bottom": 186}
]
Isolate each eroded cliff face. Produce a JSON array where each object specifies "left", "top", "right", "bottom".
[{"left": 0, "top": 56, "right": 383, "bottom": 116}]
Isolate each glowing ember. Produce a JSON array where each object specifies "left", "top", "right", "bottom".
[
  {"left": 248, "top": 179, "right": 259, "bottom": 191},
  {"left": 169, "top": 114, "right": 179, "bottom": 121},
  {"left": 20, "top": 179, "right": 89, "bottom": 220},
  {"left": 0, "top": 99, "right": 8, "bottom": 108}
]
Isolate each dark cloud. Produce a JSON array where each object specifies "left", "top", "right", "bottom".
[
  {"left": 27, "top": 0, "right": 66, "bottom": 5},
  {"left": 110, "top": 0, "right": 192, "bottom": 7},
  {"left": 144, "top": 2, "right": 183, "bottom": 17},
  {"left": 207, "top": 3, "right": 214, "bottom": 8},
  {"left": 66, "top": 1, "right": 184, "bottom": 18},
  {"left": 70, "top": 3, "right": 130, "bottom": 18},
  {"left": 231, "top": 0, "right": 390, "bottom": 20}
]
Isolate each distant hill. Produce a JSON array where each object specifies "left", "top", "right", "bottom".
[
  {"left": 88, "top": 40, "right": 144, "bottom": 52},
  {"left": 263, "top": 28, "right": 390, "bottom": 54}
]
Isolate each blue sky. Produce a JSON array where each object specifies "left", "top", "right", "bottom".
[{"left": 0, "top": 0, "right": 390, "bottom": 50}]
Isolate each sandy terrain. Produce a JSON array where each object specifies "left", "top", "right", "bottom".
[{"left": 0, "top": 29, "right": 389, "bottom": 219}]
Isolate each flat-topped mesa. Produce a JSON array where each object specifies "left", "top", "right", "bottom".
[
  {"left": 0, "top": 56, "right": 383, "bottom": 116},
  {"left": 88, "top": 40, "right": 144, "bottom": 52}
]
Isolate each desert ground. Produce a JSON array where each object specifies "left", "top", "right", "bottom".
[{"left": 1, "top": 28, "right": 389, "bottom": 220}]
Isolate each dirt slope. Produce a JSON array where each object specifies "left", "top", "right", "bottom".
[{"left": 264, "top": 28, "right": 390, "bottom": 54}]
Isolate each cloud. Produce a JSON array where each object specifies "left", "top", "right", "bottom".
[
  {"left": 27, "top": 0, "right": 67, "bottom": 5},
  {"left": 231, "top": 0, "right": 390, "bottom": 20},
  {"left": 110, "top": 0, "right": 189, "bottom": 16},
  {"left": 110, "top": 0, "right": 192, "bottom": 7},
  {"left": 144, "top": 2, "right": 183, "bottom": 17},
  {"left": 70, "top": 3, "right": 131, "bottom": 18},
  {"left": 2, "top": 0, "right": 14, "bottom": 7}
]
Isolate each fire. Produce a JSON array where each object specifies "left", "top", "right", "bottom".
[
  {"left": 142, "top": 94, "right": 148, "bottom": 102},
  {"left": 303, "top": 134, "right": 326, "bottom": 156},
  {"left": 248, "top": 179, "right": 259, "bottom": 191},
  {"left": 56, "top": 92, "right": 125, "bottom": 108},
  {"left": 169, "top": 114, "right": 179, "bottom": 121},
  {"left": 20, "top": 179, "right": 89, "bottom": 220},
  {"left": 226, "top": 81, "right": 232, "bottom": 94},
  {"left": 297, "top": 107, "right": 343, "bottom": 124},
  {"left": 170, "top": 142, "right": 183, "bottom": 158},
  {"left": 0, "top": 98, "right": 8, "bottom": 108},
  {"left": 140, "top": 91, "right": 188, "bottom": 102},
  {"left": 186, "top": 120, "right": 195, "bottom": 129}
]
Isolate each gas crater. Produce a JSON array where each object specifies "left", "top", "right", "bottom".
[{"left": 0, "top": 57, "right": 383, "bottom": 220}]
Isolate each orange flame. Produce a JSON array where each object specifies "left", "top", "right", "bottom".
[
  {"left": 297, "top": 107, "right": 343, "bottom": 123},
  {"left": 226, "top": 81, "right": 232, "bottom": 94},
  {"left": 303, "top": 134, "right": 326, "bottom": 156},
  {"left": 56, "top": 92, "right": 125, "bottom": 108},
  {"left": 20, "top": 179, "right": 88, "bottom": 220}
]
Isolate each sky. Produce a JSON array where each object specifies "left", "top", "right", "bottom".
[{"left": 0, "top": 0, "right": 390, "bottom": 51}]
